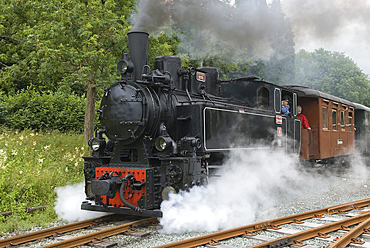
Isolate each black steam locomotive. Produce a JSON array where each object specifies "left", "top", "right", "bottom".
[{"left": 81, "top": 32, "right": 301, "bottom": 217}]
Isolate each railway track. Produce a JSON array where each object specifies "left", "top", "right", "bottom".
[
  {"left": 0, "top": 214, "right": 157, "bottom": 248},
  {"left": 154, "top": 198, "right": 370, "bottom": 248},
  {"left": 4, "top": 198, "right": 370, "bottom": 247}
]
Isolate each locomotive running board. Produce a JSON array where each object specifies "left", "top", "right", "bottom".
[{"left": 81, "top": 201, "right": 163, "bottom": 218}]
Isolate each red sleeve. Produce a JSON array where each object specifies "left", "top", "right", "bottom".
[{"left": 301, "top": 115, "right": 310, "bottom": 129}]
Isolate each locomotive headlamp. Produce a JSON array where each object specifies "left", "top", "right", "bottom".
[
  {"left": 155, "top": 136, "right": 172, "bottom": 151},
  {"left": 88, "top": 138, "right": 101, "bottom": 151},
  {"left": 117, "top": 59, "right": 134, "bottom": 75}
]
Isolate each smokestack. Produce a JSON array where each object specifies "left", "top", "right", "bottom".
[{"left": 127, "top": 32, "right": 149, "bottom": 80}]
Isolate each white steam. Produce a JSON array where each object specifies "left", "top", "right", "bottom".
[
  {"left": 159, "top": 149, "right": 302, "bottom": 233},
  {"left": 159, "top": 149, "right": 369, "bottom": 234},
  {"left": 54, "top": 183, "right": 106, "bottom": 223}
]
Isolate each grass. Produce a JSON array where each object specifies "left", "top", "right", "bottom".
[{"left": 0, "top": 128, "right": 89, "bottom": 236}]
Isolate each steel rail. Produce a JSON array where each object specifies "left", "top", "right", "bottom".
[
  {"left": 248, "top": 209, "right": 370, "bottom": 248},
  {"left": 328, "top": 216, "right": 370, "bottom": 248},
  {"left": 40, "top": 217, "right": 158, "bottom": 248},
  {"left": 153, "top": 198, "right": 370, "bottom": 248},
  {"left": 0, "top": 214, "right": 118, "bottom": 247}
]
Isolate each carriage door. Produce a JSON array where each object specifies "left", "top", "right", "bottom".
[{"left": 331, "top": 103, "right": 341, "bottom": 157}]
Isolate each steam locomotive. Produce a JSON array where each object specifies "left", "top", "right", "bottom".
[
  {"left": 82, "top": 31, "right": 370, "bottom": 217},
  {"left": 81, "top": 32, "right": 301, "bottom": 217}
]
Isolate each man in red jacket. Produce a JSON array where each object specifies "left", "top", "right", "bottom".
[{"left": 297, "top": 105, "right": 311, "bottom": 130}]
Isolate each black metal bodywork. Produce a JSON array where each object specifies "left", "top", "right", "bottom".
[
  {"left": 354, "top": 103, "right": 370, "bottom": 155},
  {"left": 81, "top": 32, "right": 300, "bottom": 217}
]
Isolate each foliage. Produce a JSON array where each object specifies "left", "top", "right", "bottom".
[
  {"left": 0, "top": 0, "right": 181, "bottom": 143},
  {"left": 295, "top": 48, "right": 370, "bottom": 105},
  {"left": 0, "top": 89, "right": 91, "bottom": 132},
  {"left": 0, "top": 0, "right": 135, "bottom": 95},
  {"left": 0, "top": 0, "right": 180, "bottom": 94},
  {"left": 0, "top": 129, "right": 87, "bottom": 234}
]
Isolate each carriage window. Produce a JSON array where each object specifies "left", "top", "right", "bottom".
[
  {"left": 257, "top": 87, "right": 269, "bottom": 109},
  {"left": 322, "top": 106, "right": 328, "bottom": 130},
  {"left": 349, "top": 112, "right": 353, "bottom": 131},
  {"left": 332, "top": 109, "right": 337, "bottom": 130},
  {"left": 341, "top": 111, "right": 345, "bottom": 131}
]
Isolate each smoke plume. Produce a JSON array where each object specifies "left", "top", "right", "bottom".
[
  {"left": 282, "top": 0, "right": 370, "bottom": 43},
  {"left": 279, "top": 0, "right": 370, "bottom": 74},
  {"left": 130, "top": 0, "right": 277, "bottom": 59},
  {"left": 130, "top": 0, "right": 370, "bottom": 74}
]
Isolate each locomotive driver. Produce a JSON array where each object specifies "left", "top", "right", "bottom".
[{"left": 281, "top": 98, "right": 290, "bottom": 115}]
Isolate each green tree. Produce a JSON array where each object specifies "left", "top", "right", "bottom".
[
  {"left": 0, "top": 0, "right": 178, "bottom": 142},
  {"left": 0, "top": 0, "right": 133, "bottom": 142},
  {"left": 295, "top": 48, "right": 370, "bottom": 105}
]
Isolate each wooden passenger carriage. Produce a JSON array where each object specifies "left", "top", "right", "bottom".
[{"left": 287, "top": 86, "right": 355, "bottom": 162}]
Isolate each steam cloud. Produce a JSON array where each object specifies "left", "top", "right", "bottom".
[
  {"left": 159, "top": 149, "right": 368, "bottom": 233},
  {"left": 54, "top": 183, "right": 106, "bottom": 222}
]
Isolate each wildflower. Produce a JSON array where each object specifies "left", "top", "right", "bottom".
[
  {"left": 19, "top": 136, "right": 24, "bottom": 140},
  {"left": 38, "top": 158, "right": 44, "bottom": 163},
  {"left": 11, "top": 150, "right": 17, "bottom": 156},
  {"left": 19, "top": 170, "right": 23, "bottom": 174},
  {"left": 33, "top": 141, "right": 36, "bottom": 146},
  {"left": 75, "top": 162, "right": 78, "bottom": 167},
  {"left": 30, "top": 133, "right": 35, "bottom": 137},
  {"left": 44, "top": 145, "right": 50, "bottom": 150},
  {"left": 81, "top": 147, "right": 84, "bottom": 150},
  {"left": 65, "top": 167, "right": 68, "bottom": 172}
]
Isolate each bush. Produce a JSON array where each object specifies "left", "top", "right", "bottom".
[{"left": 1, "top": 89, "right": 86, "bottom": 132}]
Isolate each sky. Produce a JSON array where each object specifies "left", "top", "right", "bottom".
[{"left": 268, "top": 0, "right": 370, "bottom": 75}]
